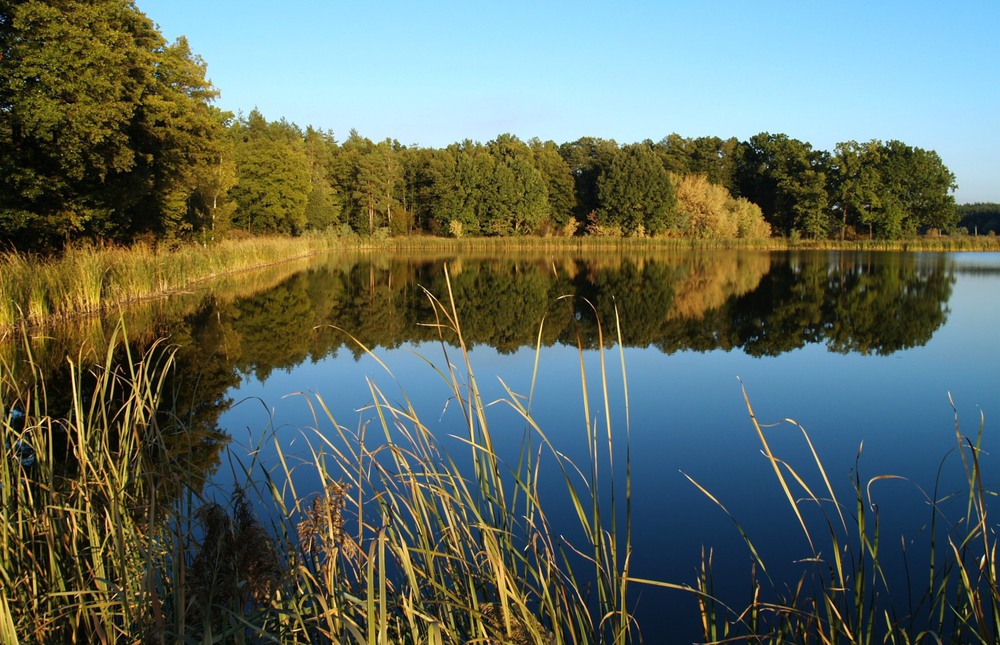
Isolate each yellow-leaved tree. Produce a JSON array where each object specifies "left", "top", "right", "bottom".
[{"left": 673, "top": 174, "right": 770, "bottom": 239}]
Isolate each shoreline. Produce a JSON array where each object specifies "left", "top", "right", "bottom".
[{"left": 2, "top": 233, "right": 998, "bottom": 334}]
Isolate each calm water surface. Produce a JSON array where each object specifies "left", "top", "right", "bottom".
[{"left": 13, "top": 249, "right": 1000, "bottom": 641}]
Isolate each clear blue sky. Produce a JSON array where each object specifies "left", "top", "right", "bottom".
[{"left": 138, "top": 0, "right": 999, "bottom": 204}]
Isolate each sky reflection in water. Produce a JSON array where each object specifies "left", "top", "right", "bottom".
[{"left": 204, "top": 250, "right": 1000, "bottom": 639}]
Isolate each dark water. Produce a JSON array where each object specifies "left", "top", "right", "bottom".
[{"left": 10, "top": 249, "right": 1000, "bottom": 641}]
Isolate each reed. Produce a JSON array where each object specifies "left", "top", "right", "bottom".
[
  {"left": 0, "top": 277, "right": 640, "bottom": 642},
  {"left": 0, "top": 326, "right": 180, "bottom": 642},
  {"left": 0, "top": 236, "right": 342, "bottom": 333},
  {"left": 663, "top": 384, "right": 1000, "bottom": 643}
]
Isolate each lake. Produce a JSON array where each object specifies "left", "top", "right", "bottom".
[{"left": 7, "top": 248, "right": 1000, "bottom": 641}]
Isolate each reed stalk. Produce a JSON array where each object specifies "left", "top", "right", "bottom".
[
  {"left": 669, "top": 383, "right": 1000, "bottom": 643},
  {"left": 2, "top": 270, "right": 996, "bottom": 642},
  {"left": 0, "top": 277, "right": 643, "bottom": 642}
]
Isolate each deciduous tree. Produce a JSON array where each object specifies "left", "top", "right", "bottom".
[
  {"left": 559, "top": 137, "right": 619, "bottom": 224},
  {"left": 229, "top": 111, "right": 310, "bottom": 234},
  {"left": 0, "top": 0, "right": 224, "bottom": 249},
  {"left": 529, "top": 138, "right": 576, "bottom": 231},
  {"left": 596, "top": 142, "right": 677, "bottom": 236},
  {"left": 736, "top": 133, "right": 830, "bottom": 237}
]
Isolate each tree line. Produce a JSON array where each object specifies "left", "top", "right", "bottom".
[
  {"left": 0, "top": 1, "right": 960, "bottom": 253},
  {"left": 957, "top": 203, "right": 1000, "bottom": 235}
]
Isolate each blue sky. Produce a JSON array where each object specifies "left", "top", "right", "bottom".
[{"left": 138, "top": 1, "right": 999, "bottom": 204}]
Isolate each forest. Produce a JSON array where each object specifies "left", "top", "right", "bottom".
[
  {"left": 1, "top": 0, "right": 962, "bottom": 253},
  {"left": 958, "top": 202, "right": 1000, "bottom": 234}
]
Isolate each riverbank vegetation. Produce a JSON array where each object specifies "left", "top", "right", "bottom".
[
  {"left": 958, "top": 202, "right": 1000, "bottom": 235},
  {"left": 0, "top": 292, "right": 643, "bottom": 643},
  {"left": 1, "top": 290, "right": 998, "bottom": 643},
  {"left": 0, "top": 235, "right": 349, "bottom": 332},
  {"left": 6, "top": 232, "right": 998, "bottom": 335},
  {"left": 0, "top": 1, "right": 975, "bottom": 257}
]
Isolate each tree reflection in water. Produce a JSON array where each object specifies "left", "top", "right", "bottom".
[{"left": 0, "top": 249, "right": 955, "bottom": 500}]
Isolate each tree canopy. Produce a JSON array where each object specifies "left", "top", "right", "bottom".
[
  {"left": 0, "top": 3, "right": 963, "bottom": 251},
  {"left": 0, "top": 0, "right": 227, "bottom": 248}
]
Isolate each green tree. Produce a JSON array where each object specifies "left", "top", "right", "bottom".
[
  {"left": 877, "top": 140, "right": 957, "bottom": 235},
  {"left": 595, "top": 142, "right": 677, "bottom": 236},
  {"left": 656, "top": 134, "right": 739, "bottom": 193},
  {"left": 333, "top": 130, "right": 377, "bottom": 235},
  {"left": 229, "top": 110, "right": 311, "bottom": 234},
  {"left": 558, "top": 137, "right": 619, "bottom": 224},
  {"left": 434, "top": 141, "right": 492, "bottom": 236},
  {"left": 655, "top": 134, "right": 692, "bottom": 176},
  {"left": 330, "top": 131, "right": 407, "bottom": 237},
  {"left": 483, "top": 134, "right": 549, "bottom": 235},
  {"left": 832, "top": 140, "right": 958, "bottom": 239},
  {"left": 736, "top": 133, "right": 830, "bottom": 237},
  {"left": 529, "top": 138, "right": 577, "bottom": 232},
  {"left": 375, "top": 138, "right": 406, "bottom": 235},
  {"left": 302, "top": 127, "right": 341, "bottom": 231},
  {"left": 957, "top": 202, "right": 1000, "bottom": 235},
  {"left": 0, "top": 0, "right": 223, "bottom": 249},
  {"left": 188, "top": 140, "right": 237, "bottom": 239},
  {"left": 132, "top": 36, "right": 229, "bottom": 241},
  {"left": 830, "top": 141, "right": 882, "bottom": 240}
]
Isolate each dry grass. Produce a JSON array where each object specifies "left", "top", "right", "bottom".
[{"left": 0, "top": 235, "right": 342, "bottom": 332}]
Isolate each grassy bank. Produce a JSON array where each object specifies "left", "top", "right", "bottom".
[
  {"left": 0, "top": 235, "right": 346, "bottom": 333},
  {"left": 3, "top": 232, "right": 998, "bottom": 334}
]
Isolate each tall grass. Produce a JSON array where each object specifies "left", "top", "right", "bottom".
[
  {"left": 0, "top": 276, "right": 640, "bottom": 642},
  {"left": 0, "top": 326, "right": 179, "bottom": 642},
  {"left": 671, "top": 384, "right": 1000, "bottom": 643},
  {"left": 0, "top": 235, "right": 343, "bottom": 332}
]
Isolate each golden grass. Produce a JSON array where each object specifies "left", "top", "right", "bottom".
[
  {"left": 0, "top": 235, "right": 343, "bottom": 332},
  {"left": 0, "top": 277, "right": 640, "bottom": 642}
]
